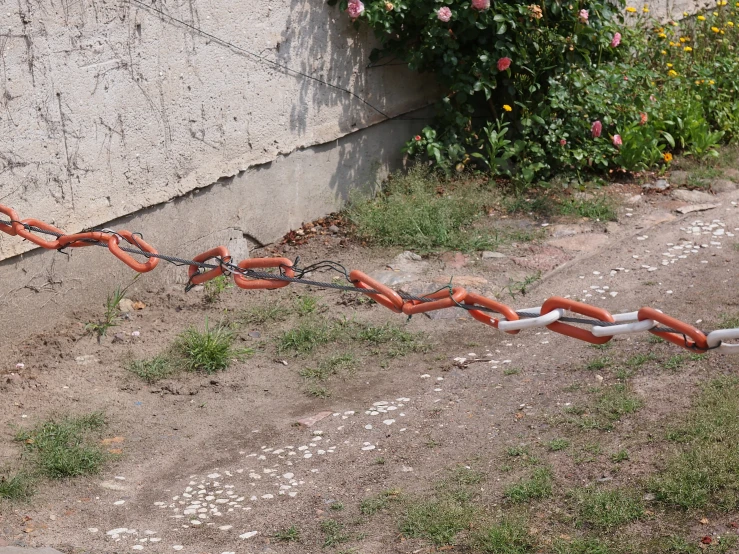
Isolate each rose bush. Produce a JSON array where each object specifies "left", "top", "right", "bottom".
[{"left": 331, "top": 0, "right": 739, "bottom": 183}]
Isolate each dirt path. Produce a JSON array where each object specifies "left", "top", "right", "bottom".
[{"left": 1, "top": 186, "right": 738, "bottom": 554}]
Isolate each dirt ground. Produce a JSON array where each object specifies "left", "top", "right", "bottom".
[{"left": 1, "top": 182, "right": 739, "bottom": 554}]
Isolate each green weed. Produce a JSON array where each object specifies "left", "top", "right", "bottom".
[
  {"left": 85, "top": 277, "right": 138, "bottom": 341},
  {"left": 347, "top": 166, "right": 500, "bottom": 252},
  {"left": 611, "top": 450, "right": 630, "bottom": 463},
  {"left": 552, "top": 537, "right": 613, "bottom": 554},
  {"left": 273, "top": 525, "right": 301, "bottom": 542},
  {"left": 470, "top": 517, "right": 537, "bottom": 554},
  {"left": 277, "top": 320, "right": 335, "bottom": 354},
  {"left": 175, "top": 320, "right": 251, "bottom": 373},
  {"left": 239, "top": 302, "right": 288, "bottom": 325},
  {"left": 597, "top": 384, "right": 643, "bottom": 421},
  {"left": 626, "top": 353, "right": 656, "bottom": 367},
  {"left": 15, "top": 413, "right": 107, "bottom": 479},
  {"left": 504, "top": 468, "right": 553, "bottom": 503},
  {"left": 585, "top": 357, "right": 611, "bottom": 371},
  {"left": 650, "top": 377, "right": 739, "bottom": 511},
  {"left": 320, "top": 519, "right": 351, "bottom": 548},
  {"left": 399, "top": 498, "right": 476, "bottom": 546},
  {"left": 203, "top": 275, "right": 232, "bottom": 303},
  {"left": 295, "top": 295, "right": 319, "bottom": 316},
  {"left": 547, "top": 439, "right": 570, "bottom": 452},
  {"left": 360, "top": 489, "right": 401, "bottom": 515},
  {"left": 299, "top": 354, "right": 356, "bottom": 381},
  {"left": 127, "top": 355, "right": 175, "bottom": 383},
  {"left": 558, "top": 195, "right": 617, "bottom": 221},
  {"left": 571, "top": 487, "right": 644, "bottom": 530},
  {"left": 0, "top": 472, "right": 34, "bottom": 500},
  {"left": 305, "top": 384, "right": 331, "bottom": 398}
]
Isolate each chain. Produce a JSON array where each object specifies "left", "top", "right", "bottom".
[{"left": 1, "top": 205, "right": 737, "bottom": 354}]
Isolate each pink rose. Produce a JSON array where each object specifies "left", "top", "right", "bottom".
[
  {"left": 346, "top": 0, "right": 365, "bottom": 19},
  {"left": 437, "top": 6, "right": 452, "bottom": 21},
  {"left": 471, "top": 0, "right": 490, "bottom": 10},
  {"left": 497, "top": 57, "right": 512, "bottom": 71},
  {"left": 613, "top": 134, "right": 622, "bottom": 147},
  {"left": 560, "top": 139, "right": 567, "bottom": 146},
  {"left": 639, "top": 112, "right": 648, "bottom": 125},
  {"left": 579, "top": 9, "right": 589, "bottom": 22},
  {"left": 610, "top": 32, "right": 622, "bottom": 47},
  {"left": 414, "top": 135, "right": 422, "bottom": 141},
  {"left": 591, "top": 120, "right": 602, "bottom": 138}
]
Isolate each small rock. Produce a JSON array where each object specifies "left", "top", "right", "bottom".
[
  {"left": 297, "top": 411, "right": 333, "bottom": 427},
  {"left": 668, "top": 170, "right": 689, "bottom": 186},
  {"left": 75, "top": 355, "right": 99, "bottom": 366},
  {"left": 675, "top": 203, "right": 721, "bottom": 215},
  {"left": 643, "top": 179, "right": 670, "bottom": 192},
  {"left": 4, "top": 374, "right": 22, "bottom": 386},
  {"left": 328, "top": 225, "right": 340, "bottom": 234},
  {"left": 711, "top": 179, "right": 737, "bottom": 193},
  {"left": 112, "top": 333, "right": 126, "bottom": 344},
  {"left": 239, "top": 531, "right": 258, "bottom": 540},
  {"left": 248, "top": 331, "right": 261, "bottom": 338},
  {"left": 118, "top": 298, "right": 135, "bottom": 312},
  {"left": 441, "top": 251, "right": 469, "bottom": 270},
  {"left": 396, "top": 250, "right": 422, "bottom": 261},
  {"left": 481, "top": 251, "right": 506, "bottom": 259},
  {"left": 672, "top": 189, "right": 714, "bottom": 203},
  {"left": 624, "top": 194, "right": 642, "bottom": 205},
  {"left": 643, "top": 493, "right": 656, "bottom": 501},
  {"left": 368, "top": 270, "right": 419, "bottom": 287}
]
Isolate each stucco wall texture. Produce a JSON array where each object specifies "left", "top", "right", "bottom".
[{"left": 0, "top": 0, "right": 435, "bottom": 261}]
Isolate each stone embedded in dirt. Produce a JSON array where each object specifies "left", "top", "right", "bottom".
[
  {"left": 100, "top": 480, "right": 127, "bottom": 491},
  {"left": 624, "top": 194, "right": 642, "bottom": 205},
  {"left": 675, "top": 203, "right": 721, "bottom": 215},
  {"left": 481, "top": 251, "right": 506, "bottom": 259},
  {"left": 0, "top": 549, "right": 66, "bottom": 554},
  {"left": 441, "top": 251, "right": 469, "bottom": 270},
  {"left": 672, "top": 189, "right": 715, "bottom": 203},
  {"left": 75, "top": 355, "right": 99, "bottom": 366},
  {"left": 239, "top": 531, "right": 258, "bottom": 539},
  {"left": 432, "top": 275, "right": 488, "bottom": 287},
  {"left": 118, "top": 298, "right": 135, "bottom": 312},
  {"left": 642, "top": 179, "right": 669, "bottom": 192},
  {"left": 328, "top": 225, "right": 340, "bottom": 234},
  {"left": 711, "top": 179, "right": 737, "bottom": 193},
  {"left": 368, "top": 270, "right": 419, "bottom": 287},
  {"left": 512, "top": 245, "right": 571, "bottom": 272},
  {"left": 112, "top": 333, "right": 126, "bottom": 343},
  {"left": 548, "top": 233, "right": 610, "bottom": 253},
  {"left": 296, "top": 411, "right": 333, "bottom": 427}
]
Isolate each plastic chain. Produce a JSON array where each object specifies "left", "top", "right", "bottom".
[
  {"left": 16, "top": 219, "right": 64, "bottom": 249},
  {"left": 542, "top": 296, "right": 615, "bottom": 345},
  {"left": 188, "top": 246, "right": 232, "bottom": 286},
  {"left": 57, "top": 231, "right": 114, "bottom": 249},
  {"left": 707, "top": 329, "right": 739, "bottom": 355},
  {"left": 463, "top": 292, "right": 520, "bottom": 334},
  {"left": 233, "top": 257, "right": 295, "bottom": 289},
  {"left": 638, "top": 307, "right": 709, "bottom": 352},
  {"left": 0, "top": 205, "right": 22, "bottom": 236},
  {"left": 108, "top": 230, "right": 160, "bottom": 273},
  {"left": 349, "top": 270, "right": 404, "bottom": 313},
  {"left": 402, "top": 287, "right": 468, "bottom": 316}
]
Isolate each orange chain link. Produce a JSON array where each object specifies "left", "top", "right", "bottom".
[{"left": 1, "top": 202, "right": 733, "bottom": 355}]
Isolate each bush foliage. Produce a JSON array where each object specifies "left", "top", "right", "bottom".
[{"left": 333, "top": 0, "right": 739, "bottom": 184}]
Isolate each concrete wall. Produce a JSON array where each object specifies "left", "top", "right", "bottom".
[
  {"left": 0, "top": 0, "right": 435, "bottom": 262},
  {"left": 0, "top": 113, "right": 427, "bottom": 341}
]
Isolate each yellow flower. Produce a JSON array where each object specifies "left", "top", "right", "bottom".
[
  {"left": 709, "top": 79, "right": 715, "bottom": 84},
  {"left": 669, "top": 41, "right": 677, "bottom": 46},
  {"left": 695, "top": 80, "right": 701, "bottom": 84},
  {"left": 711, "top": 25, "right": 720, "bottom": 32},
  {"left": 643, "top": 5, "right": 650, "bottom": 12},
  {"left": 671, "top": 21, "right": 678, "bottom": 25},
  {"left": 698, "top": 14, "right": 706, "bottom": 20},
  {"left": 664, "top": 152, "right": 673, "bottom": 162},
  {"left": 683, "top": 11, "right": 689, "bottom": 16},
  {"left": 503, "top": 104, "right": 512, "bottom": 112},
  {"left": 684, "top": 46, "right": 693, "bottom": 51},
  {"left": 714, "top": 11, "right": 718, "bottom": 15},
  {"left": 661, "top": 49, "right": 667, "bottom": 54},
  {"left": 658, "top": 32, "right": 667, "bottom": 37},
  {"left": 626, "top": 5, "right": 637, "bottom": 12},
  {"left": 668, "top": 69, "right": 678, "bottom": 76},
  {"left": 666, "top": 62, "right": 674, "bottom": 67},
  {"left": 729, "top": 21, "right": 735, "bottom": 26}
]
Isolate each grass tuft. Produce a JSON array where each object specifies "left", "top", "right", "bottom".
[
  {"left": 273, "top": 525, "right": 300, "bottom": 542},
  {"left": 0, "top": 472, "right": 35, "bottom": 500},
  {"left": 650, "top": 377, "right": 739, "bottom": 511},
  {"left": 552, "top": 537, "right": 613, "bottom": 554},
  {"left": 471, "top": 517, "right": 537, "bottom": 554},
  {"left": 175, "top": 320, "right": 251, "bottom": 373},
  {"left": 571, "top": 487, "right": 644, "bottom": 530},
  {"left": 504, "top": 467, "right": 553, "bottom": 503},
  {"left": 547, "top": 438, "right": 570, "bottom": 452},
  {"left": 127, "top": 355, "right": 175, "bottom": 383},
  {"left": 360, "top": 489, "right": 402, "bottom": 515},
  {"left": 320, "top": 519, "right": 351, "bottom": 548},
  {"left": 15, "top": 413, "right": 107, "bottom": 479},
  {"left": 399, "top": 498, "right": 475, "bottom": 546}
]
